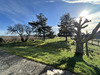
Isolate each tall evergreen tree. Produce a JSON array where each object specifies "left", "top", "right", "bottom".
[
  {"left": 29, "top": 13, "right": 53, "bottom": 41},
  {"left": 58, "top": 13, "right": 74, "bottom": 41}
]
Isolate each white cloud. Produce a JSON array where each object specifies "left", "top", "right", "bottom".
[
  {"left": 0, "top": 0, "right": 34, "bottom": 24},
  {"left": 52, "top": 26, "right": 59, "bottom": 35},
  {"left": 45, "top": 0, "right": 55, "bottom": 3},
  {"left": 11, "top": 18, "right": 23, "bottom": 24},
  {"left": 0, "top": 30, "right": 7, "bottom": 36},
  {"left": 0, "top": 30, "right": 20, "bottom": 36},
  {"left": 62, "top": 0, "right": 100, "bottom": 4},
  {"left": 81, "top": 11, "right": 100, "bottom": 33},
  {"left": 87, "top": 12, "right": 100, "bottom": 21}
]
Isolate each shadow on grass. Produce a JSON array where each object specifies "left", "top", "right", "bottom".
[
  {"left": 1, "top": 40, "right": 70, "bottom": 61},
  {"left": 0, "top": 40, "right": 44, "bottom": 47},
  {"left": 54, "top": 56, "right": 100, "bottom": 75},
  {"left": 0, "top": 43, "right": 62, "bottom": 59},
  {"left": 22, "top": 47, "right": 60, "bottom": 58},
  {"left": 0, "top": 40, "right": 71, "bottom": 52},
  {"left": 37, "top": 41, "right": 71, "bottom": 52}
]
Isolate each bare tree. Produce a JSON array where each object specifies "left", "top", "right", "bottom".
[
  {"left": 7, "top": 24, "right": 34, "bottom": 42},
  {"left": 73, "top": 17, "right": 100, "bottom": 56}
]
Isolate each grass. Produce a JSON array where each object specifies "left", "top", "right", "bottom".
[{"left": 0, "top": 37, "right": 100, "bottom": 75}]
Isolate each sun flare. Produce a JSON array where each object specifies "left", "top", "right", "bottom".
[{"left": 80, "top": 10, "right": 89, "bottom": 17}]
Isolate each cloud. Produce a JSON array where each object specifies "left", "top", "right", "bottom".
[
  {"left": 87, "top": 11, "right": 100, "bottom": 26},
  {"left": 87, "top": 11, "right": 100, "bottom": 21},
  {"left": 0, "top": 0, "right": 34, "bottom": 24},
  {"left": 81, "top": 11, "right": 100, "bottom": 33},
  {"left": 0, "top": 30, "right": 7, "bottom": 36},
  {"left": 11, "top": 18, "right": 23, "bottom": 24},
  {"left": 52, "top": 26, "right": 59, "bottom": 35},
  {"left": 46, "top": 0, "right": 55, "bottom": 3},
  {"left": 62, "top": 0, "right": 100, "bottom": 4}
]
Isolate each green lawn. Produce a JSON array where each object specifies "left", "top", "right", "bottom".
[{"left": 0, "top": 37, "right": 100, "bottom": 75}]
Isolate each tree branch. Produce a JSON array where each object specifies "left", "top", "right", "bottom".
[
  {"left": 81, "top": 25, "right": 88, "bottom": 28},
  {"left": 83, "top": 22, "right": 100, "bottom": 43}
]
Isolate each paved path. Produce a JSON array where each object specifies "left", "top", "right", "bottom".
[{"left": 0, "top": 51, "right": 76, "bottom": 75}]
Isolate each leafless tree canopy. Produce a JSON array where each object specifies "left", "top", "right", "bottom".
[
  {"left": 73, "top": 17, "right": 100, "bottom": 56},
  {"left": 7, "top": 24, "right": 34, "bottom": 42}
]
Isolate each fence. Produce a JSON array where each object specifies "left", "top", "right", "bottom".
[{"left": 88, "top": 39, "right": 100, "bottom": 46}]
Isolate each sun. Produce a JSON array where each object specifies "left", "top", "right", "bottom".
[{"left": 79, "top": 10, "right": 89, "bottom": 17}]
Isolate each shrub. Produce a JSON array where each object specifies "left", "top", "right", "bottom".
[{"left": 0, "top": 38, "right": 4, "bottom": 44}]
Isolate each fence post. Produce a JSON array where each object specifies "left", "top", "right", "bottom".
[
  {"left": 98, "top": 40, "right": 99, "bottom": 46},
  {"left": 92, "top": 39, "right": 93, "bottom": 45}
]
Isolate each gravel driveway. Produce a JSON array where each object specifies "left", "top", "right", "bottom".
[{"left": 0, "top": 51, "right": 76, "bottom": 75}]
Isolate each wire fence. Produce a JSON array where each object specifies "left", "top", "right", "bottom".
[{"left": 88, "top": 39, "right": 100, "bottom": 46}]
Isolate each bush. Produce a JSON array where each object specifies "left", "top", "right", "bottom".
[{"left": 0, "top": 38, "right": 4, "bottom": 44}]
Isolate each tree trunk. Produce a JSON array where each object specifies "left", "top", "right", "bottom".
[
  {"left": 20, "top": 35, "right": 28, "bottom": 42},
  {"left": 21, "top": 37, "right": 25, "bottom": 42},
  {"left": 75, "top": 28, "right": 83, "bottom": 56},
  {"left": 92, "top": 39, "right": 93, "bottom": 45},
  {"left": 20, "top": 35, "right": 25, "bottom": 42},
  {"left": 24, "top": 35, "right": 29, "bottom": 42},
  {"left": 86, "top": 42, "right": 89, "bottom": 57},
  {"left": 98, "top": 40, "right": 99, "bottom": 46},
  {"left": 65, "top": 33, "right": 67, "bottom": 42},
  {"left": 43, "top": 29, "right": 45, "bottom": 41},
  {"left": 75, "top": 41, "right": 83, "bottom": 56}
]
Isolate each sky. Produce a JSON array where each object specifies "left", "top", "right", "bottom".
[{"left": 0, "top": 0, "right": 100, "bottom": 36}]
